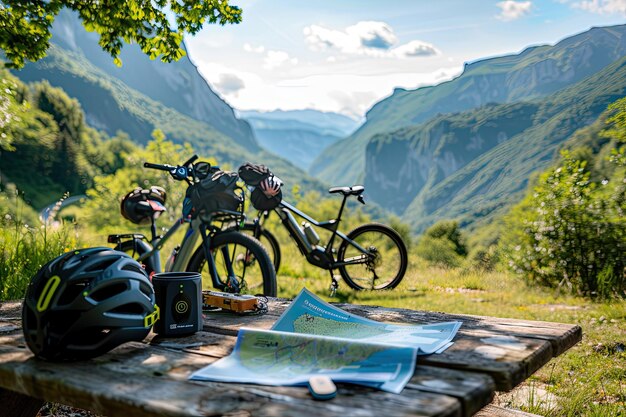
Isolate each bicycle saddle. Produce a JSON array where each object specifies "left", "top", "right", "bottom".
[{"left": 328, "top": 185, "right": 365, "bottom": 196}]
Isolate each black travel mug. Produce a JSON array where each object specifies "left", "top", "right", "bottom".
[{"left": 152, "top": 272, "right": 202, "bottom": 336}]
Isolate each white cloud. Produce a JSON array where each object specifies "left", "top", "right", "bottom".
[
  {"left": 347, "top": 21, "right": 397, "bottom": 49},
  {"left": 243, "top": 43, "right": 265, "bottom": 54},
  {"left": 243, "top": 44, "right": 298, "bottom": 70},
  {"left": 303, "top": 21, "right": 439, "bottom": 58},
  {"left": 496, "top": 1, "right": 533, "bottom": 21},
  {"left": 391, "top": 40, "right": 440, "bottom": 58},
  {"left": 214, "top": 73, "right": 245, "bottom": 96},
  {"left": 574, "top": 0, "right": 626, "bottom": 14},
  {"left": 263, "top": 50, "right": 299, "bottom": 70}
]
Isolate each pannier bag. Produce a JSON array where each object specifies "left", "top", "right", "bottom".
[
  {"left": 238, "top": 162, "right": 283, "bottom": 210},
  {"left": 183, "top": 170, "right": 243, "bottom": 219},
  {"left": 120, "top": 186, "right": 167, "bottom": 224}
]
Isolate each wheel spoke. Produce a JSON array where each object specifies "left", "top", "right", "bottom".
[{"left": 337, "top": 224, "right": 407, "bottom": 291}]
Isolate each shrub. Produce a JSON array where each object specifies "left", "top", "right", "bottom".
[
  {"left": 504, "top": 151, "right": 625, "bottom": 298},
  {"left": 415, "top": 221, "right": 467, "bottom": 268}
]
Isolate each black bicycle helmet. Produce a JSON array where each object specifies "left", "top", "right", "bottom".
[
  {"left": 22, "top": 247, "right": 159, "bottom": 361},
  {"left": 120, "top": 186, "right": 167, "bottom": 224}
]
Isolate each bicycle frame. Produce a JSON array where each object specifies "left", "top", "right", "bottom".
[
  {"left": 259, "top": 199, "right": 372, "bottom": 270},
  {"left": 109, "top": 214, "right": 244, "bottom": 292}
]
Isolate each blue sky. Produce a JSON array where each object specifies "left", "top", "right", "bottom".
[{"left": 185, "top": 0, "right": 626, "bottom": 118}]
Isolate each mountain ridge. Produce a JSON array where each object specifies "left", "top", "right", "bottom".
[
  {"left": 46, "top": 10, "right": 258, "bottom": 151},
  {"left": 367, "top": 55, "right": 626, "bottom": 232},
  {"left": 311, "top": 24, "right": 626, "bottom": 186}
]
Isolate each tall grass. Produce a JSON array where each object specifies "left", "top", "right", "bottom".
[{"left": 0, "top": 219, "right": 78, "bottom": 301}]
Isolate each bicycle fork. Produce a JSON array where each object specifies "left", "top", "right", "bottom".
[{"left": 199, "top": 224, "right": 240, "bottom": 293}]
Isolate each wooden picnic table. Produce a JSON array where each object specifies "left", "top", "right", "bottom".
[{"left": 0, "top": 297, "right": 581, "bottom": 417}]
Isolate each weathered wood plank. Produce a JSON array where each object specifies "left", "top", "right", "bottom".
[
  {"left": 418, "top": 333, "right": 553, "bottom": 391},
  {"left": 0, "top": 387, "right": 43, "bottom": 417},
  {"left": 0, "top": 337, "right": 467, "bottom": 417},
  {"left": 405, "top": 366, "right": 494, "bottom": 417},
  {"left": 2, "top": 299, "right": 577, "bottom": 391},
  {"left": 0, "top": 301, "right": 21, "bottom": 319},
  {"left": 202, "top": 300, "right": 580, "bottom": 353}
]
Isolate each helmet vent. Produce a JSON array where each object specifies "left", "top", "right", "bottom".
[
  {"left": 122, "top": 264, "right": 144, "bottom": 275},
  {"left": 57, "top": 280, "right": 89, "bottom": 306},
  {"left": 90, "top": 283, "right": 128, "bottom": 302},
  {"left": 139, "top": 282, "right": 153, "bottom": 298},
  {"left": 109, "top": 303, "right": 145, "bottom": 315}
]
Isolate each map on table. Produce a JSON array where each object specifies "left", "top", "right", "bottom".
[
  {"left": 190, "top": 327, "right": 417, "bottom": 393},
  {"left": 189, "top": 288, "right": 462, "bottom": 393},
  {"left": 272, "top": 288, "right": 462, "bottom": 354}
]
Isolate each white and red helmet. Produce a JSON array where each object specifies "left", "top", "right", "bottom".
[{"left": 259, "top": 175, "right": 283, "bottom": 197}]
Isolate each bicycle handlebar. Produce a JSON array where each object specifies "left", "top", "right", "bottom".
[
  {"left": 144, "top": 155, "right": 199, "bottom": 182},
  {"left": 144, "top": 162, "right": 175, "bottom": 172}
]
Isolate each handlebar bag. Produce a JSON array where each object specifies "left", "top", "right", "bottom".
[{"left": 183, "top": 170, "right": 242, "bottom": 219}]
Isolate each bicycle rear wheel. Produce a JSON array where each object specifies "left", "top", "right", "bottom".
[
  {"left": 186, "top": 231, "right": 277, "bottom": 296},
  {"left": 240, "top": 223, "right": 281, "bottom": 272},
  {"left": 337, "top": 223, "right": 408, "bottom": 290}
]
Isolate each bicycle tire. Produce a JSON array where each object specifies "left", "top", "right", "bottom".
[
  {"left": 115, "top": 239, "right": 155, "bottom": 275},
  {"left": 240, "top": 223, "right": 282, "bottom": 272},
  {"left": 186, "top": 231, "right": 277, "bottom": 297},
  {"left": 337, "top": 223, "right": 408, "bottom": 290}
]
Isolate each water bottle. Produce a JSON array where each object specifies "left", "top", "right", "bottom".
[{"left": 302, "top": 222, "right": 320, "bottom": 246}]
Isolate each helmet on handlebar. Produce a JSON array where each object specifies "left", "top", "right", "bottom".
[
  {"left": 120, "top": 186, "right": 167, "bottom": 225},
  {"left": 22, "top": 247, "right": 158, "bottom": 361},
  {"left": 259, "top": 175, "right": 283, "bottom": 197},
  {"left": 238, "top": 163, "right": 283, "bottom": 211}
]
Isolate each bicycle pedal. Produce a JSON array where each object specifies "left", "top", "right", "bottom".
[{"left": 329, "top": 279, "right": 339, "bottom": 297}]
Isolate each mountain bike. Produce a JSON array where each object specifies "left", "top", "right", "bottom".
[
  {"left": 107, "top": 155, "right": 277, "bottom": 297},
  {"left": 239, "top": 185, "right": 408, "bottom": 295}
]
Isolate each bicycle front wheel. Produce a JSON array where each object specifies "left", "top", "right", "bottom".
[
  {"left": 337, "top": 223, "right": 408, "bottom": 290},
  {"left": 186, "top": 231, "right": 277, "bottom": 297}
]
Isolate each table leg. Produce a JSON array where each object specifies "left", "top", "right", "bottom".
[{"left": 0, "top": 387, "right": 44, "bottom": 417}]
